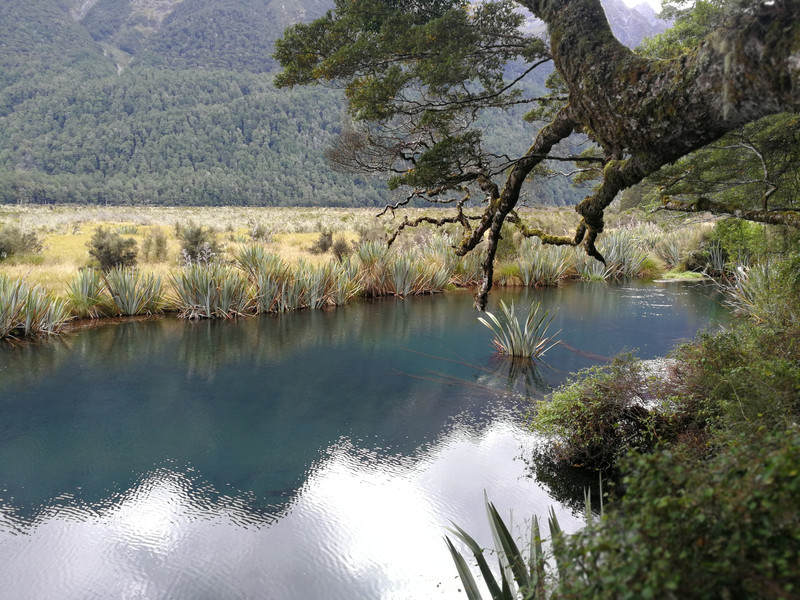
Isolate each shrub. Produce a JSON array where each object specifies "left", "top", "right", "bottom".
[
  {"left": 0, "top": 226, "right": 43, "bottom": 260},
  {"left": 331, "top": 235, "right": 351, "bottom": 261},
  {"left": 310, "top": 227, "right": 334, "bottom": 254},
  {"left": 554, "top": 428, "right": 800, "bottom": 600},
  {"left": 175, "top": 221, "right": 220, "bottom": 264},
  {"left": 671, "top": 323, "right": 800, "bottom": 438},
  {"left": 530, "top": 354, "right": 671, "bottom": 470},
  {"left": 87, "top": 226, "right": 138, "bottom": 270},
  {"left": 141, "top": 227, "right": 169, "bottom": 262},
  {"left": 709, "top": 217, "right": 767, "bottom": 267}
]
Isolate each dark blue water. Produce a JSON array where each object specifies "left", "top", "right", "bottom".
[{"left": 0, "top": 282, "right": 728, "bottom": 599}]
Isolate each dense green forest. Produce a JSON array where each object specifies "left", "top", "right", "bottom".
[{"left": 0, "top": 0, "right": 602, "bottom": 207}]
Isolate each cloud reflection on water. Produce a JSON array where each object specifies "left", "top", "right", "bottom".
[{"left": 0, "top": 419, "right": 582, "bottom": 600}]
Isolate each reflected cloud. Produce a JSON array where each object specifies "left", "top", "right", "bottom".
[{"left": 0, "top": 421, "right": 583, "bottom": 600}]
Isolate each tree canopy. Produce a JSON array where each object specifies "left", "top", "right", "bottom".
[{"left": 275, "top": 0, "right": 800, "bottom": 308}]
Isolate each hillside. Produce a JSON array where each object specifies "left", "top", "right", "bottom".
[{"left": 0, "top": 0, "right": 668, "bottom": 207}]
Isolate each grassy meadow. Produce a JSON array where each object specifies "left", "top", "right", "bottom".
[{"left": 0, "top": 203, "right": 714, "bottom": 339}]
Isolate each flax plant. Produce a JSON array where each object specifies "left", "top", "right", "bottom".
[
  {"left": 329, "top": 257, "right": 362, "bottom": 306},
  {"left": 235, "top": 245, "right": 292, "bottom": 312},
  {"left": 599, "top": 231, "right": 649, "bottom": 279},
  {"left": 721, "top": 263, "right": 795, "bottom": 324},
  {"left": 66, "top": 268, "right": 107, "bottom": 318},
  {"left": 103, "top": 266, "right": 165, "bottom": 316},
  {"left": 170, "top": 263, "right": 254, "bottom": 319},
  {"left": 390, "top": 255, "right": 419, "bottom": 297},
  {"left": 416, "top": 259, "right": 453, "bottom": 293},
  {"left": 453, "top": 248, "right": 487, "bottom": 287},
  {"left": 356, "top": 240, "right": 391, "bottom": 297},
  {"left": 517, "top": 239, "right": 572, "bottom": 287},
  {"left": 445, "top": 494, "right": 564, "bottom": 600},
  {"left": 479, "top": 300, "right": 560, "bottom": 359},
  {"left": 1, "top": 275, "right": 27, "bottom": 338},
  {"left": 295, "top": 259, "right": 333, "bottom": 310},
  {"left": 1, "top": 274, "right": 70, "bottom": 339},
  {"left": 20, "top": 285, "right": 71, "bottom": 336}
]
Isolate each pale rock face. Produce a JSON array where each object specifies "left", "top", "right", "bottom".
[
  {"left": 69, "top": 0, "right": 185, "bottom": 27},
  {"left": 516, "top": 0, "right": 669, "bottom": 49},
  {"left": 68, "top": 0, "right": 101, "bottom": 21},
  {"left": 128, "top": 0, "right": 186, "bottom": 24}
]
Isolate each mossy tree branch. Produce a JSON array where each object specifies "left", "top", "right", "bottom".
[
  {"left": 276, "top": 0, "right": 800, "bottom": 309},
  {"left": 661, "top": 196, "right": 800, "bottom": 229}
]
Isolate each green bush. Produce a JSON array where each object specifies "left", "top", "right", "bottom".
[
  {"left": 671, "top": 322, "right": 800, "bottom": 438},
  {"left": 0, "top": 226, "right": 43, "bottom": 260},
  {"left": 531, "top": 354, "right": 672, "bottom": 470},
  {"left": 331, "top": 235, "right": 351, "bottom": 261},
  {"left": 554, "top": 428, "right": 800, "bottom": 600},
  {"left": 86, "top": 226, "right": 138, "bottom": 270},
  {"left": 709, "top": 217, "right": 767, "bottom": 267},
  {"left": 141, "top": 227, "right": 168, "bottom": 262},
  {"left": 310, "top": 227, "right": 333, "bottom": 254},
  {"left": 175, "top": 221, "right": 220, "bottom": 264}
]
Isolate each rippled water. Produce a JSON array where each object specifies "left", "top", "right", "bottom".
[{"left": 0, "top": 283, "right": 728, "bottom": 599}]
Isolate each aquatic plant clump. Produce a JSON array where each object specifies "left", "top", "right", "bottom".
[{"left": 479, "top": 300, "right": 561, "bottom": 359}]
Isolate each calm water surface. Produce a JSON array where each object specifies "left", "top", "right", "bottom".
[{"left": 0, "top": 282, "right": 728, "bottom": 599}]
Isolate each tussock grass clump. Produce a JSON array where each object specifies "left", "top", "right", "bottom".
[
  {"left": 66, "top": 268, "right": 107, "bottom": 318},
  {"left": 170, "top": 263, "right": 254, "bottom": 319},
  {"left": 1, "top": 274, "right": 70, "bottom": 339},
  {"left": 356, "top": 240, "right": 392, "bottom": 297},
  {"left": 103, "top": 267, "right": 165, "bottom": 316},
  {"left": 517, "top": 238, "right": 573, "bottom": 287}
]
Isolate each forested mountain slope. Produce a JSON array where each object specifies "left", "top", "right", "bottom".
[{"left": 0, "top": 0, "right": 666, "bottom": 207}]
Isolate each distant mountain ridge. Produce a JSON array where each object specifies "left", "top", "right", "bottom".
[{"left": 0, "top": 0, "right": 670, "bottom": 207}]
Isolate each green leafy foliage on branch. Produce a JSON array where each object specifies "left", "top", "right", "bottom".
[{"left": 554, "top": 428, "right": 800, "bottom": 600}]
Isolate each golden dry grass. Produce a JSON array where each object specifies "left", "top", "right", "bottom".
[{"left": 1, "top": 203, "right": 703, "bottom": 293}]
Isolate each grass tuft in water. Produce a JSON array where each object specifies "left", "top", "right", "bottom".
[{"left": 479, "top": 300, "right": 560, "bottom": 359}]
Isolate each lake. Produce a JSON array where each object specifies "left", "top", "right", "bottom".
[{"left": 0, "top": 282, "right": 728, "bottom": 599}]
